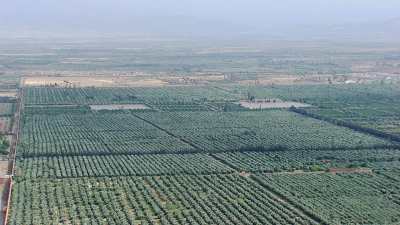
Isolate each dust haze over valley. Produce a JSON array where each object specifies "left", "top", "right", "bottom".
[
  {"left": 1, "top": 1, "right": 400, "bottom": 225},
  {"left": 1, "top": 0, "right": 400, "bottom": 40}
]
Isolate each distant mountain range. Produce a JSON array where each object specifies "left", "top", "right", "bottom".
[{"left": 1, "top": 16, "right": 399, "bottom": 43}]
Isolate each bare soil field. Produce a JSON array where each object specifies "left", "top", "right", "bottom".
[
  {"left": 0, "top": 162, "right": 8, "bottom": 176},
  {"left": 239, "top": 99, "right": 311, "bottom": 109},
  {"left": 59, "top": 57, "right": 110, "bottom": 64},
  {"left": 166, "top": 74, "right": 225, "bottom": 84},
  {"left": 22, "top": 74, "right": 228, "bottom": 87},
  {"left": 238, "top": 76, "right": 301, "bottom": 85},
  {"left": 328, "top": 167, "right": 372, "bottom": 174},
  {"left": 90, "top": 104, "right": 150, "bottom": 111},
  {"left": 238, "top": 73, "right": 400, "bottom": 86},
  {"left": 237, "top": 75, "right": 340, "bottom": 86},
  {"left": 0, "top": 92, "right": 17, "bottom": 98},
  {"left": 0, "top": 119, "right": 11, "bottom": 133},
  {"left": 23, "top": 76, "right": 167, "bottom": 87}
]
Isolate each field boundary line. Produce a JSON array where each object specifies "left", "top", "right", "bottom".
[
  {"left": 130, "top": 113, "right": 205, "bottom": 151},
  {"left": 17, "top": 165, "right": 383, "bottom": 180},
  {"left": 210, "top": 153, "right": 327, "bottom": 224},
  {"left": 209, "top": 153, "right": 240, "bottom": 171},
  {"left": 249, "top": 174, "right": 328, "bottom": 225},
  {"left": 17, "top": 142, "right": 400, "bottom": 159},
  {"left": 20, "top": 170, "right": 238, "bottom": 180},
  {"left": 18, "top": 144, "right": 400, "bottom": 158},
  {"left": 3, "top": 84, "right": 23, "bottom": 225}
]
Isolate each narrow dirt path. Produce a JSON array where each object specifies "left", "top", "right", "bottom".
[
  {"left": 7, "top": 87, "right": 23, "bottom": 175},
  {"left": 131, "top": 113, "right": 204, "bottom": 151},
  {"left": 210, "top": 153, "right": 325, "bottom": 224}
]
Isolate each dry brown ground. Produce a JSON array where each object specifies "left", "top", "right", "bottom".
[
  {"left": 22, "top": 74, "right": 227, "bottom": 87},
  {"left": 21, "top": 71, "right": 400, "bottom": 88},
  {"left": 89, "top": 104, "right": 150, "bottom": 110},
  {"left": 328, "top": 167, "right": 372, "bottom": 174},
  {"left": 23, "top": 76, "right": 168, "bottom": 87},
  {"left": 0, "top": 92, "right": 17, "bottom": 98},
  {"left": 0, "top": 162, "right": 7, "bottom": 177},
  {"left": 0, "top": 119, "right": 10, "bottom": 133},
  {"left": 239, "top": 99, "right": 311, "bottom": 109}
]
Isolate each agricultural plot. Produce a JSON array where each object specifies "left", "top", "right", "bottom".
[
  {"left": 0, "top": 103, "right": 15, "bottom": 116},
  {"left": 9, "top": 174, "right": 319, "bottom": 225},
  {"left": 238, "top": 99, "right": 311, "bottom": 109},
  {"left": 138, "top": 110, "right": 394, "bottom": 152},
  {"left": 302, "top": 84, "right": 400, "bottom": 137},
  {"left": 0, "top": 117, "right": 12, "bottom": 133},
  {"left": 151, "top": 101, "right": 246, "bottom": 112},
  {"left": 19, "top": 113, "right": 195, "bottom": 157},
  {"left": 24, "top": 105, "right": 91, "bottom": 115},
  {"left": 0, "top": 91, "right": 17, "bottom": 98},
  {"left": 24, "top": 86, "right": 239, "bottom": 106},
  {"left": 366, "top": 160, "right": 400, "bottom": 171},
  {"left": 24, "top": 87, "right": 141, "bottom": 105},
  {"left": 150, "top": 103, "right": 214, "bottom": 112},
  {"left": 17, "top": 154, "right": 234, "bottom": 178},
  {"left": 227, "top": 84, "right": 400, "bottom": 111},
  {"left": 306, "top": 107, "right": 400, "bottom": 137},
  {"left": 89, "top": 104, "right": 150, "bottom": 111},
  {"left": 0, "top": 135, "right": 11, "bottom": 155},
  {"left": 21, "top": 108, "right": 394, "bottom": 157},
  {"left": 225, "top": 84, "right": 355, "bottom": 103},
  {"left": 0, "top": 160, "right": 9, "bottom": 176},
  {"left": 213, "top": 148, "right": 400, "bottom": 172},
  {"left": 254, "top": 172, "right": 400, "bottom": 224},
  {"left": 10, "top": 85, "right": 400, "bottom": 225},
  {"left": 22, "top": 76, "right": 167, "bottom": 87},
  {"left": 228, "top": 84, "right": 400, "bottom": 137}
]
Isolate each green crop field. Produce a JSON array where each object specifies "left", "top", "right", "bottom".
[
  {"left": 17, "top": 154, "right": 234, "bottom": 178},
  {"left": 19, "top": 113, "right": 195, "bottom": 157},
  {"left": 227, "top": 84, "right": 400, "bottom": 138},
  {"left": 24, "top": 86, "right": 239, "bottom": 106},
  {"left": 213, "top": 148, "right": 400, "bottom": 172},
  {"left": 255, "top": 172, "right": 400, "bottom": 224},
  {"left": 9, "top": 84, "right": 400, "bottom": 225},
  {"left": 9, "top": 174, "right": 320, "bottom": 225},
  {"left": 4, "top": 36, "right": 400, "bottom": 224},
  {"left": 137, "top": 110, "right": 393, "bottom": 152}
]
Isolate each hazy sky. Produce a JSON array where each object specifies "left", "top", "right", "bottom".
[{"left": 1, "top": 0, "right": 400, "bottom": 39}]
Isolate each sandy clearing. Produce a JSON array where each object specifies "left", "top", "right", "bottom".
[
  {"left": 90, "top": 104, "right": 150, "bottom": 111},
  {"left": 23, "top": 76, "right": 167, "bottom": 87},
  {"left": 0, "top": 92, "right": 17, "bottom": 98},
  {"left": 239, "top": 99, "right": 311, "bottom": 109}
]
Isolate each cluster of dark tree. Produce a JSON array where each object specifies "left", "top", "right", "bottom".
[
  {"left": 222, "top": 103, "right": 247, "bottom": 112},
  {"left": 24, "top": 106, "right": 91, "bottom": 115},
  {"left": 112, "top": 94, "right": 138, "bottom": 102},
  {"left": 0, "top": 136, "right": 10, "bottom": 154}
]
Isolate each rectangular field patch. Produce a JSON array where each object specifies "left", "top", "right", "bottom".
[
  {"left": 239, "top": 99, "right": 311, "bottom": 109},
  {"left": 89, "top": 104, "right": 150, "bottom": 111}
]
